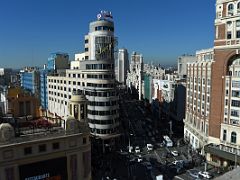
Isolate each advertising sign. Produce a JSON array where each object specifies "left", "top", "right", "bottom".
[{"left": 19, "top": 157, "right": 67, "bottom": 180}]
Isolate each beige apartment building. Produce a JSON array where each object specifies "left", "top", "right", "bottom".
[{"left": 184, "top": 48, "right": 214, "bottom": 152}]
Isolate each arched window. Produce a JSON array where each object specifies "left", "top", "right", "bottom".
[
  {"left": 228, "top": 4, "right": 234, "bottom": 11},
  {"left": 237, "top": 2, "right": 240, "bottom": 11},
  {"left": 223, "top": 129, "right": 227, "bottom": 141},
  {"left": 228, "top": 4, "right": 234, "bottom": 15},
  {"left": 231, "top": 131, "right": 237, "bottom": 143}
]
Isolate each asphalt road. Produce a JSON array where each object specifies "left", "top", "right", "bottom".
[{"left": 93, "top": 91, "right": 220, "bottom": 180}]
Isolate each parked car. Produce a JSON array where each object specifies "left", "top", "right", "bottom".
[
  {"left": 171, "top": 150, "right": 179, "bottom": 157},
  {"left": 135, "top": 146, "right": 140, "bottom": 153},
  {"left": 166, "top": 152, "right": 172, "bottom": 158},
  {"left": 157, "top": 142, "right": 164, "bottom": 147},
  {"left": 175, "top": 167, "right": 186, "bottom": 175},
  {"left": 183, "top": 160, "right": 194, "bottom": 169},
  {"left": 147, "top": 144, "right": 153, "bottom": 151},
  {"left": 188, "top": 169, "right": 200, "bottom": 179},
  {"left": 172, "top": 160, "right": 184, "bottom": 166},
  {"left": 143, "top": 162, "right": 152, "bottom": 170},
  {"left": 198, "top": 171, "right": 213, "bottom": 179},
  {"left": 137, "top": 155, "right": 143, "bottom": 162}
]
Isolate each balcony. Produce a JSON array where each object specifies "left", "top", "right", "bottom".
[
  {"left": 230, "top": 119, "right": 240, "bottom": 126},
  {"left": 228, "top": 11, "right": 234, "bottom": 16},
  {"left": 204, "top": 143, "right": 240, "bottom": 163}
]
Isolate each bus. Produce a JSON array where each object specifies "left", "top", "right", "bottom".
[{"left": 163, "top": 135, "right": 173, "bottom": 147}]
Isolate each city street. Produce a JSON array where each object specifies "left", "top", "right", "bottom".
[{"left": 92, "top": 90, "right": 221, "bottom": 180}]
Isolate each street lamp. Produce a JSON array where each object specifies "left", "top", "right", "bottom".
[
  {"left": 128, "top": 133, "right": 133, "bottom": 153},
  {"left": 128, "top": 133, "right": 134, "bottom": 179}
]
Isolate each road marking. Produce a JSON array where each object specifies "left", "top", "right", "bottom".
[
  {"left": 174, "top": 176, "right": 184, "bottom": 180},
  {"left": 154, "top": 150, "right": 163, "bottom": 164},
  {"left": 165, "top": 147, "right": 170, "bottom": 153}
]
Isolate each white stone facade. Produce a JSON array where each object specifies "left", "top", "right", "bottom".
[
  {"left": 184, "top": 49, "right": 214, "bottom": 152},
  {"left": 47, "top": 13, "right": 119, "bottom": 138},
  {"left": 126, "top": 52, "right": 144, "bottom": 100},
  {"left": 116, "top": 48, "right": 128, "bottom": 84}
]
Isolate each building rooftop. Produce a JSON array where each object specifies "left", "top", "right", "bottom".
[{"left": 0, "top": 121, "right": 88, "bottom": 147}]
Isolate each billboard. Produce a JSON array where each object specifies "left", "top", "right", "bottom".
[{"left": 19, "top": 157, "right": 67, "bottom": 180}]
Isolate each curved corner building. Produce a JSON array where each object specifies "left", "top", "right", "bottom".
[
  {"left": 47, "top": 11, "right": 119, "bottom": 140},
  {"left": 84, "top": 12, "right": 119, "bottom": 138}
]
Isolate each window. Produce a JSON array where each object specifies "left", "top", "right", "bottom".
[
  {"left": 231, "top": 119, "right": 239, "bottom": 125},
  {"left": 224, "top": 118, "right": 228, "bottom": 123},
  {"left": 223, "top": 130, "right": 227, "bottom": 141},
  {"left": 227, "top": 31, "right": 232, "bottom": 39},
  {"left": 24, "top": 147, "right": 32, "bottom": 155},
  {"left": 201, "top": 122, "right": 204, "bottom": 132},
  {"left": 226, "top": 80, "right": 229, "bottom": 87},
  {"left": 83, "top": 137, "right": 87, "bottom": 144},
  {"left": 103, "top": 26, "right": 108, "bottom": 31},
  {"left": 228, "top": 4, "right": 234, "bottom": 14},
  {"left": 225, "top": 108, "right": 228, "bottom": 115},
  {"left": 227, "top": 21, "right": 232, "bottom": 28},
  {"left": 231, "top": 100, "right": 240, "bottom": 107},
  {"left": 237, "top": 31, "right": 240, "bottom": 39},
  {"left": 205, "top": 124, "right": 209, "bottom": 135},
  {"left": 52, "top": 142, "right": 60, "bottom": 150},
  {"left": 231, "top": 131, "right": 237, "bottom": 143},
  {"left": 232, "top": 90, "right": 240, "bottom": 97},
  {"left": 39, "top": 144, "right": 46, "bottom": 152},
  {"left": 237, "top": 20, "right": 240, "bottom": 27},
  {"left": 231, "top": 109, "right": 239, "bottom": 117},
  {"left": 238, "top": 2, "right": 240, "bottom": 12}
]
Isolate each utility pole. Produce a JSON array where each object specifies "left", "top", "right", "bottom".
[{"left": 169, "top": 120, "right": 173, "bottom": 138}]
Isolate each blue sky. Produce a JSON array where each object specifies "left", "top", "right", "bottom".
[{"left": 0, "top": 0, "right": 215, "bottom": 68}]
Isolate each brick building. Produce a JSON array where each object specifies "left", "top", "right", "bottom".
[{"left": 184, "top": 0, "right": 240, "bottom": 168}]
